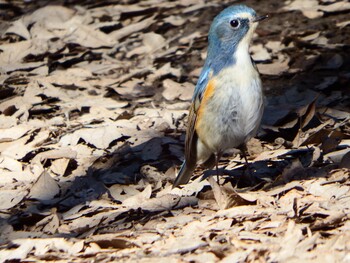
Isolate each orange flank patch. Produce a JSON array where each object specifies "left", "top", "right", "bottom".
[{"left": 195, "top": 79, "right": 216, "bottom": 129}]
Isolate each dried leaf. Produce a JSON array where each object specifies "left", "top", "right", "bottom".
[
  {"left": 208, "top": 177, "right": 254, "bottom": 210},
  {"left": 109, "top": 15, "right": 156, "bottom": 41},
  {"left": 87, "top": 234, "right": 136, "bottom": 249},
  {"left": 141, "top": 138, "right": 163, "bottom": 161},
  {"left": 257, "top": 54, "right": 290, "bottom": 75},
  {"left": 28, "top": 171, "right": 60, "bottom": 201},
  {"left": 162, "top": 79, "right": 194, "bottom": 101},
  {"left": 0, "top": 188, "right": 28, "bottom": 210},
  {"left": 122, "top": 184, "right": 152, "bottom": 208}
]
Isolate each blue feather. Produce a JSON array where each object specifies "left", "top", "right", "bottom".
[{"left": 192, "top": 66, "right": 210, "bottom": 106}]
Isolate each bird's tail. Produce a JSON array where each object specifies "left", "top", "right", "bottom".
[{"left": 172, "top": 160, "right": 195, "bottom": 188}]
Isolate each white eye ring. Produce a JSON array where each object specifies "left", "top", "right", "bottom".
[{"left": 230, "top": 19, "right": 240, "bottom": 28}]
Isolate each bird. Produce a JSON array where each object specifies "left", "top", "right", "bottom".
[{"left": 173, "top": 5, "right": 268, "bottom": 188}]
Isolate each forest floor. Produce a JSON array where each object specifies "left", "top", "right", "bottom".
[{"left": 0, "top": 0, "right": 350, "bottom": 262}]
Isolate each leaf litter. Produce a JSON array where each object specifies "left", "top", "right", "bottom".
[{"left": 0, "top": 0, "right": 349, "bottom": 262}]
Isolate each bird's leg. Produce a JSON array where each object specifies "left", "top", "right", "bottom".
[
  {"left": 215, "top": 153, "right": 220, "bottom": 184},
  {"left": 239, "top": 144, "right": 252, "bottom": 176}
]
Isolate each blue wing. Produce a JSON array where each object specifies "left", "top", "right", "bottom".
[{"left": 192, "top": 65, "right": 211, "bottom": 111}]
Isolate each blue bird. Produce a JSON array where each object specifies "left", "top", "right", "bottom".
[{"left": 173, "top": 5, "right": 268, "bottom": 187}]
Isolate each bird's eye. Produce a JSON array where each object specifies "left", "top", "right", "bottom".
[{"left": 230, "top": 19, "right": 240, "bottom": 28}]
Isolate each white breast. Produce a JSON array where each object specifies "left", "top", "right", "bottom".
[{"left": 201, "top": 54, "right": 263, "bottom": 152}]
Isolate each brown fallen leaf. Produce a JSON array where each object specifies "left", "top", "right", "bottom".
[
  {"left": 109, "top": 15, "right": 156, "bottom": 41},
  {"left": 22, "top": 5, "right": 75, "bottom": 26},
  {"left": 1, "top": 130, "right": 50, "bottom": 160},
  {"left": 170, "top": 176, "right": 209, "bottom": 197},
  {"left": 59, "top": 125, "right": 124, "bottom": 149},
  {"left": 319, "top": 1, "right": 350, "bottom": 13},
  {"left": 141, "top": 138, "right": 163, "bottom": 161},
  {"left": 253, "top": 148, "right": 303, "bottom": 162},
  {"left": 269, "top": 220, "right": 303, "bottom": 261},
  {"left": 184, "top": 252, "right": 219, "bottom": 263},
  {"left": 0, "top": 41, "right": 33, "bottom": 65},
  {"left": 0, "top": 188, "right": 28, "bottom": 210},
  {"left": 283, "top": 0, "right": 323, "bottom": 19},
  {"left": 250, "top": 43, "right": 271, "bottom": 61},
  {"left": 35, "top": 210, "right": 60, "bottom": 234},
  {"left": 108, "top": 184, "right": 142, "bottom": 202},
  {"left": 257, "top": 54, "right": 290, "bottom": 75},
  {"left": 310, "top": 211, "right": 347, "bottom": 231},
  {"left": 340, "top": 151, "right": 350, "bottom": 169},
  {"left": 86, "top": 233, "right": 137, "bottom": 249},
  {"left": 324, "top": 148, "right": 350, "bottom": 164},
  {"left": 28, "top": 171, "right": 60, "bottom": 201},
  {"left": 127, "top": 32, "right": 166, "bottom": 57},
  {"left": 164, "top": 15, "right": 187, "bottom": 26},
  {"left": 208, "top": 177, "right": 255, "bottom": 210},
  {"left": 162, "top": 79, "right": 194, "bottom": 101},
  {"left": 337, "top": 20, "right": 350, "bottom": 28},
  {"left": 153, "top": 235, "right": 206, "bottom": 256},
  {"left": 307, "top": 179, "right": 350, "bottom": 200},
  {"left": 122, "top": 184, "right": 152, "bottom": 208},
  {"left": 0, "top": 156, "right": 23, "bottom": 172},
  {"left": 5, "top": 18, "right": 31, "bottom": 39}
]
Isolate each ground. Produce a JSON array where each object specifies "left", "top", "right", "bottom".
[{"left": 0, "top": 0, "right": 349, "bottom": 262}]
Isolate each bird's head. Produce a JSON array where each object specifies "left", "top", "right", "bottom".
[
  {"left": 209, "top": 5, "right": 267, "bottom": 48},
  {"left": 207, "top": 5, "right": 268, "bottom": 67}
]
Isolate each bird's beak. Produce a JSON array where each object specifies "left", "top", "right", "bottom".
[{"left": 252, "top": 14, "right": 269, "bottom": 23}]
